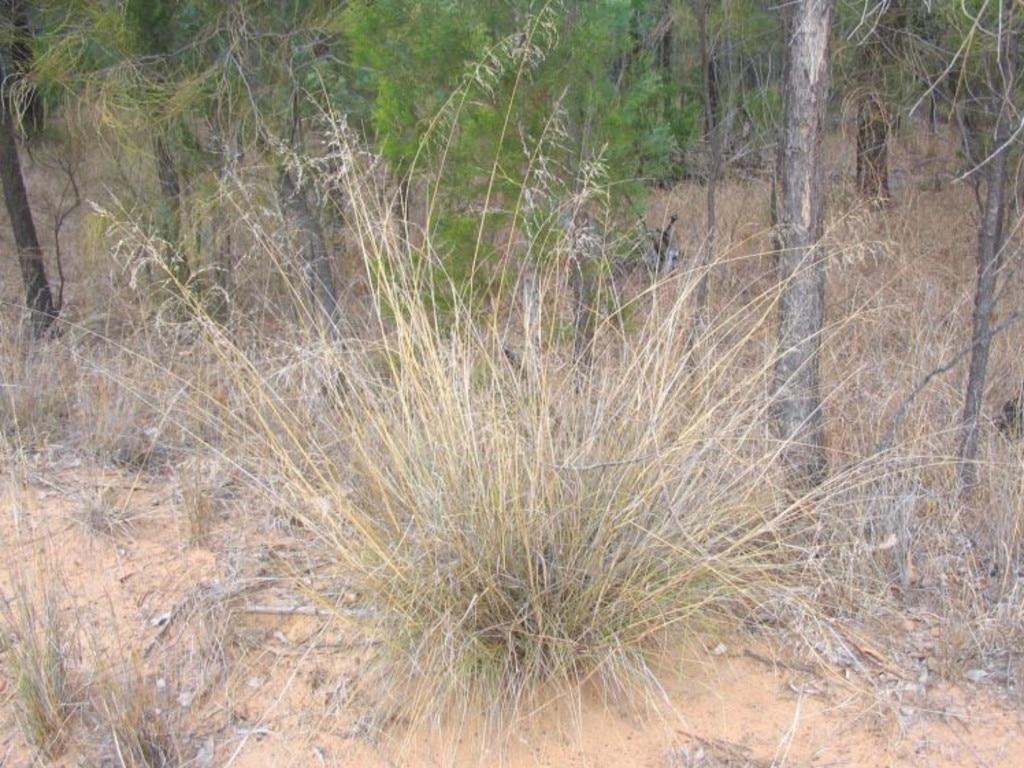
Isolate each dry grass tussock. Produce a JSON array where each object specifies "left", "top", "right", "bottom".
[
  {"left": 0, "top": 116, "right": 1022, "bottom": 761},
  {"left": 0, "top": 570, "right": 76, "bottom": 759},
  {"left": 181, "top": 158, "right": 809, "bottom": 729}
]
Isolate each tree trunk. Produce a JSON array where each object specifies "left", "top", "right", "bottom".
[
  {"left": 957, "top": 11, "right": 1021, "bottom": 490},
  {"left": 0, "top": 25, "right": 55, "bottom": 338},
  {"left": 279, "top": 167, "right": 339, "bottom": 336},
  {"left": 654, "top": 0, "right": 674, "bottom": 115},
  {"left": 153, "top": 134, "right": 191, "bottom": 287},
  {"left": 693, "top": 0, "right": 721, "bottom": 329},
  {"left": 203, "top": 127, "right": 239, "bottom": 323},
  {"left": 9, "top": 0, "right": 42, "bottom": 135},
  {"left": 855, "top": 92, "right": 890, "bottom": 201},
  {"left": 772, "top": 0, "right": 833, "bottom": 486}
]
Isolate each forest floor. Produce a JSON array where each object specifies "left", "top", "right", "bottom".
[
  {"left": 0, "top": 461, "right": 1022, "bottom": 768},
  {"left": 2, "top": 124, "right": 1024, "bottom": 767}
]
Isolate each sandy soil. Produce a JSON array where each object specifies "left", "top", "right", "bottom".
[{"left": 1, "top": 457, "right": 1021, "bottom": 768}]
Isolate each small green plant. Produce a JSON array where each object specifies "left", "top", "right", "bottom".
[{"left": 1, "top": 582, "right": 76, "bottom": 758}]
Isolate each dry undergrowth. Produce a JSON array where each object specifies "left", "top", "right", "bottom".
[
  {"left": 0, "top": 117, "right": 1022, "bottom": 765},
  {"left": 0, "top": 570, "right": 77, "bottom": 759}
]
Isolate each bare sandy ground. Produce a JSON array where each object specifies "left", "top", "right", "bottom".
[{"left": 1, "top": 459, "right": 1021, "bottom": 768}]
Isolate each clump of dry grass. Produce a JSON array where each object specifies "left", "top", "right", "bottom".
[
  {"left": 76, "top": 485, "right": 139, "bottom": 537},
  {"left": 0, "top": 577, "right": 77, "bottom": 758},
  {"left": 196, "top": 133, "right": 806, "bottom": 731},
  {"left": 176, "top": 457, "right": 218, "bottom": 547},
  {"left": 92, "top": 660, "right": 179, "bottom": 768},
  {"left": 332, "top": 308, "right": 793, "bottom": 726},
  {"left": 0, "top": 319, "right": 74, "bottom": 451}
]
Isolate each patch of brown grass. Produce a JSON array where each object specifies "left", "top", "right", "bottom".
[{"left": 0, "top": 111, "right": 1022, "bottom": 764}]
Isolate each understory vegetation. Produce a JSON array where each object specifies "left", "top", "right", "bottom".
[
  {"left": 0, "top": 2, "right": 1023, "bottom": 765},
  {"left": 1, "top": 117, "right": 1022, "bottom": 763}
]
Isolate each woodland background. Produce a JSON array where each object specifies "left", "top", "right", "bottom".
[{"left": 1, "top": 2, "right": 1023, "bottom": 766}]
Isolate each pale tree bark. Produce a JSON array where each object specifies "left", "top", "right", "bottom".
[
  {"left": 772, "top": 0, "right": 833, "bottom": 485},
  {"left": 957, "top": 6, "right": 1021, "bottom": 491}
]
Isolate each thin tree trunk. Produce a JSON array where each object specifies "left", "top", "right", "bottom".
[
  {"left": 957, "top": 11, "right": 1021, "bottom": 490},
  {"left": 855, "top": 92, "right": 890, "bottom": 201},
  {"left": 655, "top": 0, "right": 673, "bottom": 115},
  {"left": 154, "top": 134, "right": 191, "bottom": 287},
  {"left": 772, "top": 0, "right": 833, "bottom": 486},
  {"left": 279, "top": 168, "right": 339, "bottom": 336},
  {"left": 572, "top": 261, "right": 596, "bottom": 369},
  {"left": 656, "top": 0, "right": 672, "bottom": 73},
  {"left": 0, "top": 40, "right": 55, "bottom": 337},
  {"left": 693, "top": 0, "right": 721, "bottom": 328},
  {"left": 519, "top": 265, "right": 539, "bottom": 381},
  {"left": 205, "top": 128, "right": 239, "bottom": 323},
  {"left": 9, "top": 0, "right": 42, "bottom": 135}
]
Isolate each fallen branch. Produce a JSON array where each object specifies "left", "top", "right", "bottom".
[
  {"left": 240, "top": 604, "right": 379, "bottom": 619},
  {"left": 877, "top": 308, "right": 1024, "bottom": 453}
]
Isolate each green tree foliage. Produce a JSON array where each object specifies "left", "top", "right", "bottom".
[
  {"left": 33, "top": 1, "right": 210, "bottom": 292},
  {"left": 28, "top": 1, "right": 789, "bottom": 320},
  {"left": 32, "top": 1, "right": 799, "bottom": 321},
  {"left": 345, "top": 0, "right": 651, "bottom": 177},
  {"left": 33, "top": 1, "right": 356, "bottom": 318},
  {"left": 677, "top": 0, "right": 784, "bottom": 164},
  {"left": 342, "top": 0, "right": 698, "bottom": 312}
]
